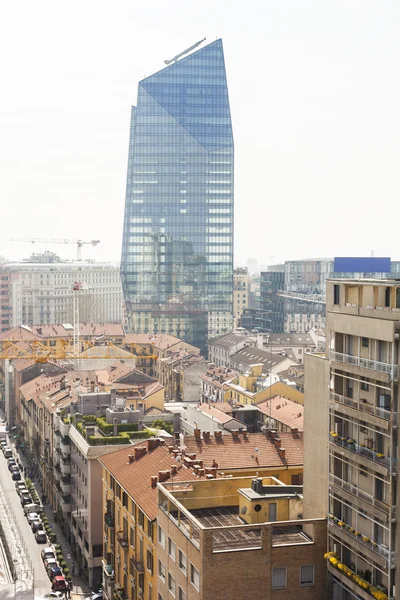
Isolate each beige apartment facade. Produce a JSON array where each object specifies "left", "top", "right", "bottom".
[
  {"left": 233, "top": 267, "right": 250, "bottom": 328},
  {"left": 322, "top": 279, "right": 399, "bottom": 600}
]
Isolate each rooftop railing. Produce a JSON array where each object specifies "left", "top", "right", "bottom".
[{"left": 330, "top": 351, "right": 398, "bottom": 379}]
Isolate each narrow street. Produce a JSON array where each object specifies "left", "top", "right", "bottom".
[{"left": 0, "top": 445, "right": 49, "bottom": 597}]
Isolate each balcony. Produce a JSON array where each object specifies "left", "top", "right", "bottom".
[
  {"left": 104, "top": 513, "right": 114, "bottom": 528},
  {"left": 102, "top": 560, "right": 115, "bottom": 580},
  {"left": 60, "top": 437, "right": 71, "bottom": 456},
  {"left": 331, "top": 392, "right": 397, "bottom": 425},
  {"left": 329, "top": 474, "right": 393, "bottom": 516},
  {"left": 53, "top": 429, "right": 61, "bottom": 448},
  {"left": 60, "top": 476, "right": 71, "bottom": 494},
  {"left": 330, "top": 351, "right": 398, "bottom": 379},
  {"left": 330, "top": 433, "right": 397, "bottom": 474},
  {"left": 60, "top": 495, "right": 71, "bottom": 514},
  {"left": 53, "top": 482, "right": 62, "bottom": 499},
  {"left": 53, "top": 465, "right": 62, "bottom": 482},
  {"left": 60, "top": 420, "right": 71, "bottom": 437},
  {"left": 328, "top": 516, "right": 396, "bottom": 565},
  {"left": 117, "top": 531, "right": 129, "bottom": 548},
  {"left": 60, "top": 458, "right": 71, "bottom": 475},
  {"left": 130, "top": 556, "right": 144, "bottom": 573}
]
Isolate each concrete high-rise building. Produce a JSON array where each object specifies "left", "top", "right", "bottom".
[
  {"left": 3, "top": 262, "right": 124, "bottom": 326},
  {"left": 0, "top": 266, "right": 22, "bottom": 333},
  {"left": 121, "top": 39, "right": 234, "bottom": 353},
  {"left": 233, "top": 267, "right": 249, "bottom": 328},
  {"left": 305, "top": 278, "right": 399, "bottom": 599}
]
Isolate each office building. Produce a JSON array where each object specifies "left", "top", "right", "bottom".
[
  {"left": 260, "top": 270, "right": 285, "bottom": 332},
  {"left": 305, "top": 278, "right": 399, "bottom": 599},
  {"left": 121, "top": 39, "right": 234, "bottom": 353},
  {"left": 233, "top": 267, "right": 249, "bottom": 328},
  {"left": 3, "top": 261, "right": 124, "bottom": 326}
]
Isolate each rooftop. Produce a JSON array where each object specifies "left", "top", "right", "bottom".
[
  {"left": 208, "top": 333, "right": 252, "bottom": 348},
  {"left": 201, "top": 366, "right": 237, "bottom": 388},
  {"left": 195, "top": 402, "right": 236, "bottom": 424},
  {"left": 181, "top": 431, "right": 303, "bottom": 469},
  {"left": 230, "top": 347, "right": 290, "bottom": 369},
  {"left": 256, "top": 396, "right": 304, "bottom": 431},
  {"left": 124, "top": 333, "right": 186, "bottom": 351},
  {"left": 0, "top": 323, "right": 124, "bottom": 342},
  {"left": 266, "top": 333, "right": 315, "bottom": 346},
  {"left": 99, "top": 439, "right": 199, "bottom": 520}
]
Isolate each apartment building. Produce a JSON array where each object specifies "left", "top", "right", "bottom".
[
  {"left": 200, "top": 364, "right": 237, "bottom": 402},
  {"left": 310, "top": 279, "right": 400, "bottom": 600},
  {"left": 207, "top": 332, "right": 255, "bottom": 367},
  {"left": 4, "top": 261, "right": 124, "bottom": 326},
  {"left": 157, "top": 475, "right": 326, "bottom": 600},
  {"left": 224, "top": 363, "right": 298, "bottom": 406},
  {"left": 99, "top": 438, "right": 199, "bottom": 600},
  {"left": 157, "top": 349, "right": 205, "bottom": 402},
  {"left": 0, "top": 267, "right": 22, "bottom": 333}
]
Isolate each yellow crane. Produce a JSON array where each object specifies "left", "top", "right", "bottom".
[{"left": 0, "top": 340, "right": 158, "bottom": 363}]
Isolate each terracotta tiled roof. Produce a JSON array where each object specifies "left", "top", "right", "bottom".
[
  {"left": 0, "top": 326, "right": 38, "bottom": 342},
  {"left": 0, "top": 323, "right": 124, "bottom": 342},
  {"left": 99, "top": 441, "right": 199, "bottom": 520},
  {"left": 182, "top": 432, "right": 303, "bottom": 469},
  {"left": 256, "top": 396, "right": 304, "bottom": 431},
  {"left": 195, "top": 403, "right": 234, "bottom": 424},
  {"left": 124, "top": 333, "right": 182, "bottom": 351},
  {"left": 206, "top": 402, "right": 234, "bottom": 414}
]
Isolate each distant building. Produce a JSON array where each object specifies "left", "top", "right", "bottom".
[
  {"left": 3, "top": 261, "right": 124, "bottom": 326},
  {"left": 208, "top": 332, "right": 255, "bottom": 367},
  {"left": 0, "top": 267, "right": 22, "bottom": 333},
  {"left": 200, "top": 364, "right": 237, "bottom": 402},
  {"left": 233, "top": 268, "right": 249, "bottom": 328},
  {"left": 260, "top": 270, "right": 285, "bottom": 332}
]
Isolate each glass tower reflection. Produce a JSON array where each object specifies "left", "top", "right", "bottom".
[{"left": 121, "top": 39, "right": 234, "bottom": 352}]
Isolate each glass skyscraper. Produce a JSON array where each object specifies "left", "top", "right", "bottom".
[{"left": 121, "top": 39, "right": 234, "bottom": 352}]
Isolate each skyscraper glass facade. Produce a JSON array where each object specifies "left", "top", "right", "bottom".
[{"left": 121, "top": 39, "right": 234, "bottom": 352}]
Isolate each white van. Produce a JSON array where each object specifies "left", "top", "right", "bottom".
[{"left": 23, "top": 503, "right": 41, "bottom": 516}]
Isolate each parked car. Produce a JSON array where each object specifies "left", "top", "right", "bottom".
[
  {"left": 0, "top": 438, "right": 7, "bottom": 447},
  {"left": 41, "top": 547, "right": 56, "bottom": 561},
  {"left": 44, "top": 557, "right": 57, "bottom": 569},
  {"left": 85, "top": 594, "right": 103, "bottom": 600},
  {"left": 24, "top": 503, "right": 41, "bottom": 516},
  {"left": 12, "top": 470, "right": 21, "bottom": 481},
  {"left": 31, "top": 520, "right": 42, "bottom": 533},
  {"left": 47, "top": 565, "right": 62, "bottom": 578},
  {"left": 20, "top": 492, "right": 32, "bottom": 505},
  {"left": 35, "top": 530, "right": 47, "bottom": 544},
  {"left": 52, "top": 576, "right": 67, "bottom": 591},
  {"left": 7, "top": 458, "right": 17, "bottom": 469},
  {"left": 27, "top": 512, "right": 40, "bottom": 524},
  {"left": 15, "top": 483, "right": 28, "bottom": 495},
  {"left": 3, "top": 448, "right": 12, "bottom": 458}
]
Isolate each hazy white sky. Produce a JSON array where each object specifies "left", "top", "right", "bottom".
[{"left": 1, "top": 1, "right": 399, "bottom": 265}]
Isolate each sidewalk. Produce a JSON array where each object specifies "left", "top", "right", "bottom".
[{"left": 11, "top": 439, "right": 92, "bottom": 599}]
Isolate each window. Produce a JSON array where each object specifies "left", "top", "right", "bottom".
[
  {"left": 300, "top": 565, "right": 314, "bottom": 586},
  {"left": 333, "top": 284, "right": 340, "bottom": 305},
  {"left": 360, "top": 377, "right": 369, "bottom": 392},
  {"left": 138, "top": 510, "right": 144, "bottom": 528},
  {"left": 178, "top": 550, "right": 187, "bottom": 573},
  {"left": 362, "top": 337, "right": 369, "bottom": 348},
  {"left": 190, "top": 564, "right": 200, "bottom": 591},
  {"left": 158, "top": 526, "right": 166, "bottom": 548},
  {"left": 385, "top": 287, "right": 390, "bottom": 308},
  {"left": 147, "top": 518, "right": 153, "bottom": 540},
  {"left": 168, "top": 574, "right": 176, "bottom": 597},
  {"left": 178, "top": 588, "right": 186, "bottom": 600},
  {"left": 168, "top": 538, "right": 176, "bottom": 561},
  {"left": 272, "top": 567, "right": 287, "bottom": 589},
  {"left": 158, "top": 560, "right": 166, "bottom": 583},
  {"left": 130, "top": 527, "right": 135, "bottom": 547},
  {"left": 147, "top": 549, "right": 153, "bottom": 574}
]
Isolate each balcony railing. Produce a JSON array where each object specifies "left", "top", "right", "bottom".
[
  {"left": 328, "top": 516, "right": 396, "bottom": 564},
  {"left": 330, "top": 433, "right": 397, "bottom": 473},
  {"left": 330, "top": 351, "right": 398, "bottom": 379},
  {"left": 328, "top": 474, "right": 393, "bottom": 516},
  {"left": 130, "top": 556, "right": 144, "bottom": 573},
  {"left": 330, "top": 392, "right": 397, "bottom": 423}
]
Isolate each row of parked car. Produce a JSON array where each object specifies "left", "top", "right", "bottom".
[{"left": 1, "top": 438, "right": 48, "bottom": 544}]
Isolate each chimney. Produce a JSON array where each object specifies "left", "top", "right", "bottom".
[
  {"left": 278, "top": 447, "right": 286, "bottom": 460},
  {"left": 134, "top": 446, "right": 147, "bottom": 460},
  {"left": 113, "top": 418, "right": 118, "bottom": 436},
  {"left": 90, "top": 380, "right": 95, "bottom": 392},
  {"left": 291, "top": 428, "right": 298, "bottom": 436},
  {"left": 148, "top": 438, "right": 160, "bottom": 452},
  {"left": 274, "top": 437, "right": 281, "bottom": 449},
  {"left": 214, "top": 431, "right": 222, "bottom": 440},
  {"left": 194, "top": 427, "right": 201, "bottom": 440},
  {"left": 151, "top": 475, "right": 158, "bottom": 487},
  {"left": 128, "top": 455, "right": 135, "bottom": 464},
  {"left": 198, "top": 468, "right": 205, "bottom": 477},
  {"left": 168, "top": 446, "right": 174, "bottom": 454},
  {"left": 212, "top": 459, "right": 218, "bottom": 469},
  {"left": 231, "top": 430, "right": 239, "bottom": 439},
  {"left": 158, "top": 470, "right": 170, "bottom": 483},
  {"left": 60, "top": 376, "right": 66, "bottom": 390},
  {"left": 171, "top": 465, "right": 178, "bottom": 475},
  {"left": 203, "top": 431, "right": 210, "bottom": 439}
]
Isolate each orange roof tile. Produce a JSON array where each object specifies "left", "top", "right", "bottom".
[
  {"left": 182, "top": 432, "right": 303, "bottom": 470},
  {"left": 195, "top": 403, "right": 235, "bottom": 424},
  {"left": 124, "top": 333, "right": 182, "bottom": 351},
  {"left": 99, "top": 441, "right": 199, "bottom": 520},
  {"left": 256, "top": 396, "right": 304, "bottom": 431}
]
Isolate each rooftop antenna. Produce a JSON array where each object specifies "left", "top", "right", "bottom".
[{"left": 164, "top": 38, "right": 206, "bottom": 65}]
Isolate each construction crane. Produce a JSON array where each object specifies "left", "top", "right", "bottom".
[
  {"left": 277, "top": 291, "right": 326, "bottom": 304},
  {"left": 10, "top": 238, "right": 100, "bottom": 261},
  {"left": 164, "top": 38, "right": 206, "bottom": 65},
  {"left": 0, "top": 339, "right": 158, "bottom": 363}
]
